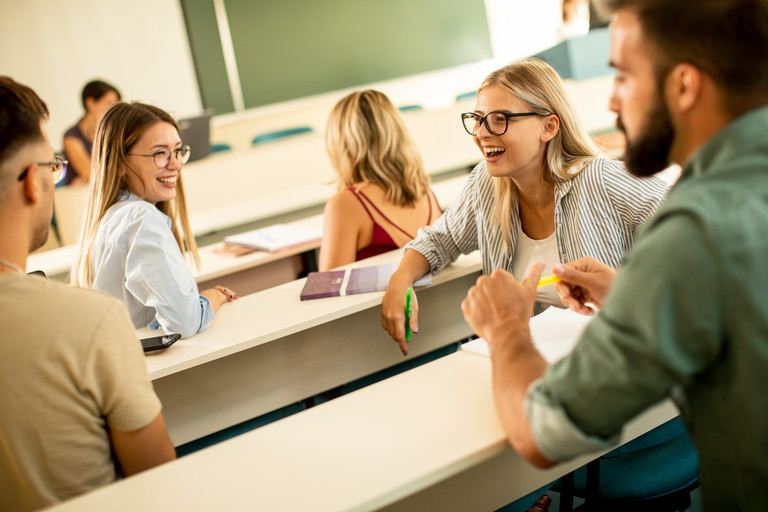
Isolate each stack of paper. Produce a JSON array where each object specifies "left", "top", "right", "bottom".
[
  {"left": 462, "top": 307, "right": 593, "bottom": 363},
  {"left": 223, "top": 224, "right": 322, "bottom": 253}
]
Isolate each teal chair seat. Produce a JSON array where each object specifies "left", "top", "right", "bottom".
[
  {"left": 556, "top": 417, "right": 699, "bottom": 511},
  {"left": 251, "top": 126, "right": 313, "bottom": 145}
]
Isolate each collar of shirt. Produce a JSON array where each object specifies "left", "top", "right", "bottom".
[{"left": 683, "top": 104, "right": 768, "bottom": 181}]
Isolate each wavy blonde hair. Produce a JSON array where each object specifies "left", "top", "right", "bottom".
[
  {"left": 481, "top": 58, "right": 601, "bottom": 249},
  {"left": 325, "top": 89, "right": 429, "bottom": 207},
  {"left": 71, "top": 102, "right": 199, "bottom": 287}
]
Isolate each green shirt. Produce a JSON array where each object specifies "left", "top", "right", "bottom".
[{"left": 528, "top": 106, "right": 768, "bottom": 511}]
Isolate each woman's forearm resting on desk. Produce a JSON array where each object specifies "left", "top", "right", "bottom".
[
  {"left": 381, "top": 249, "right": 431, "bottom": 355},
  {"left": 201, "top": 285, "right": 239, "bottom": 311}
]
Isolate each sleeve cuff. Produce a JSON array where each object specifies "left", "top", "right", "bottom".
[
  {"left": 197, "top": 294, "right": 216, "bottom": 334},
  {"left": 405, "top": 236, "right": 444, "bottom": 273},
  {"left": 526, "top": 378, "right": 620, "bottom": 462}
]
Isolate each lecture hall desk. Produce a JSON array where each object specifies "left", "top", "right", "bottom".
[
  {"left": 141, "top": 249, "right": 483, "bottom": 445},
  {"left": 31, "top": 173, "right": 470, "bottom": 292},
  {"left": 49, "top": 308, "right": 677, "bottom": 512},
  {"left": 49, "top": 73, "right": 617, "bottom": 248}
]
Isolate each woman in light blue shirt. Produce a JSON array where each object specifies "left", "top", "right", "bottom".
[{"left": 72, "top": 102, "right": 237, "bottom": 338}]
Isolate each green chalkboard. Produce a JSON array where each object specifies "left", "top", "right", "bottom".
[
  {"left": 179, "top": 0, "right": 235, "bottom": 116},
  {"left": 181, "top": 0, "right": 493, "bottom": 114}
]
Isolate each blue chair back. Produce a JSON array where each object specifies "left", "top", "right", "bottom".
[
  {"left": 455, "top": 90, "right": 478, "bottom": 102},
  {"left": 251, "top": 126, "right": 314, "bottom": 145},
  {"left": 397, "top": 104, "right": 424, "bottom": 113}
]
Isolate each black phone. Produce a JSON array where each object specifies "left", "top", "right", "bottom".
[{"left": 140, "top": 333, "right": 181, "bottom": 353}]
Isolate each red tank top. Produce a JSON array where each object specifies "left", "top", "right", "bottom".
[{"left": 346, "top": 187, "right": 439, "bottom": 261}]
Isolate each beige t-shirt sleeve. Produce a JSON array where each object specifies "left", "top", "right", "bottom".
[{"left": 82, "top": 301, "right": 162, "bottom": 432}]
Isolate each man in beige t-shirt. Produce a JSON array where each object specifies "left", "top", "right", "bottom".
[{"left": 0, "top": 78, "right": 176, "bottom": 511}]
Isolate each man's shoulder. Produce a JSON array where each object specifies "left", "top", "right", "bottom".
[{"left": 17, "top": 276, "right": 124, "bottom": 317}]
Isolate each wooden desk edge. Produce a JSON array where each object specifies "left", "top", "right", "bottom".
[{"left": 145, "top": 252, "right": 482, "bottom": 380}]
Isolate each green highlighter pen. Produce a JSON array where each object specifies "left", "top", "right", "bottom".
[{"left": 404, "top": 286, "right": 413, "bottom": 343}]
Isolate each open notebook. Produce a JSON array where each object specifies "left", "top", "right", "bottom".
[
  {"left": 462, "top": 306, "right": 593, "bottom": 364},
  {"left": 300, "top": 263, "right": 431, "bottom": 300}
]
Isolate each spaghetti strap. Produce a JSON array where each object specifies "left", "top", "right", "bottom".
[
  {"left": 345, "top": 186, "right": 376, "bottom": 222},
  {"left": 355, "top": 189, "right": 416, "bottom": 239}
]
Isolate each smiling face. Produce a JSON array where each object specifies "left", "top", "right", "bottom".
[
  {"left": 122, "top": 121, "right": 182, "bottom": 205},
  {"left": 472, "top": 86, "right": 556, "bottom": 181}
]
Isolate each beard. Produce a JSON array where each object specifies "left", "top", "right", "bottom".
[
  {"left": 29, "top": 185, "right": 53, "bottom": 253},
  {"left": 620, "top": 92, "right": 675, "bottom": 178},
  {"left": 30, "top": 211, "right": 50, "bottom": 253}
]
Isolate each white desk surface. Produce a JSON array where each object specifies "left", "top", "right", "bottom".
[
  {"left": 32, "top": 173, "right": 470, "bottom": 284},
  {"left": 182, "top": 104, "right": 481, "bottom": 238},
  {"left": 184, "top": 74, "right": 616, "bottom": 238},
  {"left": 143, "top": 249, "right": 480, "bottom": 381},
  {"left": 143, "top": 249, "right": 482, "bottom": 444},
  {"left": 51, "top": 308, "right": 677, "bottom": 512}
]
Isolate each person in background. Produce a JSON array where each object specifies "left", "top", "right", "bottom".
[
  {"left": 320, "top": 89, "right": 442, "bottom": 271},
  {"left": 0, "top": 77, "right": 175, "bottom": 511},
  {"left": 71, "top": 102, "right": 238, "bottom": 339},
  {"left": 381, "top": 58, "right": 669, "bottom": 356},
  {"left": 460, "top": 0, "right": 768, "bottom": 508},
  {"left": 62, "top": 80, "right": 121, "bottom": 185}
]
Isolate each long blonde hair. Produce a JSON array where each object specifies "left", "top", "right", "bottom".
[
  {"left": 325, "top": 89, "right": 429, "bottom": 207},
  {"left": 481, "top": 58, "right": 601, "bottom": 248},
  {"left": 71, "top": 102, "right": 199, "bottom": 287}
]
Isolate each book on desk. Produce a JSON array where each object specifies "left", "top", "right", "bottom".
[
  {"left": 300, "top": 263, "right": 431, "bottom": 300},
  {"left": 222, "top": 224, "right": 322, "bottom": 253}
]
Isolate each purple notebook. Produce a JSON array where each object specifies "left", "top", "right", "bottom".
[{"left": 300, "top": 263, "right": 431, "bottom": 300}]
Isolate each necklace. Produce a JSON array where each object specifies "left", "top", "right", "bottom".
[{"left": 0, "top": 258, "right": 23, "bottom": 274}]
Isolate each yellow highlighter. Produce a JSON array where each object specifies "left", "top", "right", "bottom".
[{"left": 537, "top": 275, "right": 561, "bottom": 288}]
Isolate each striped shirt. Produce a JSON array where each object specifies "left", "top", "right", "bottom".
[
  {"left": 407, "top": 158, "right": 669, "bottom": 311},
  {"left": 91, "top": 193, "right": 214, "bottom": 338}
]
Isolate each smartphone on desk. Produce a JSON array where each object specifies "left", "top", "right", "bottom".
[{"left": 140, "top": 333, "right": 181, "bottom": 354}]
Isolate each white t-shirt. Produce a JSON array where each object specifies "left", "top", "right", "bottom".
[{"left": 511, "top": 225, "right": 564, "bottom": 308}]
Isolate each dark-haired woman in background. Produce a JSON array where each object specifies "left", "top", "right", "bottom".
[{"left": 61, "top": 80, "right": 121, "bottom": 185}]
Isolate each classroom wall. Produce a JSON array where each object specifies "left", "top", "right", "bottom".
[
  {"left": 0, "top": 0, "right": 202, "bottom": 150},
  {"left": 0, "top": 0, "right": 563, "bottom": 150}
]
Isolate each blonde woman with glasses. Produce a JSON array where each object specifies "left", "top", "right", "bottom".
[
  {"left": 72, "top": 102, "right": 237, "bottom": 339},
  {"left": 382, "top": 58, "right": 670, "bottom": 355},
  {"left": 320, "top": 89, "right": 442, "bottom": 271}
]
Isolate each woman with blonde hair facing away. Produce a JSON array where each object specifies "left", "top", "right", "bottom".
[
  {"left": 320, "top": 89, "right": 442, "bottom": 271},
  {"left": 382, "top": 58, "right": 669, "bottom": 355},
  {"left": 72, "top": 102, "right": 237, "bottom": 339}
]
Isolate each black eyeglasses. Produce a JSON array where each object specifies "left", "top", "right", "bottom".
[
  {"left": 461, "top": 111, "right": 545, "bottom": 136},
  {"left": 129, "top": 145, "right": 191, "bottom": 168},
  {"left": 18, "top": 156, "right": 68, "bottom": 185}
]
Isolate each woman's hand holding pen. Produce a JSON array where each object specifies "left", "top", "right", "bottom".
[{"left": 381, "top": 273, "right": 418, "bottom": 357}]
